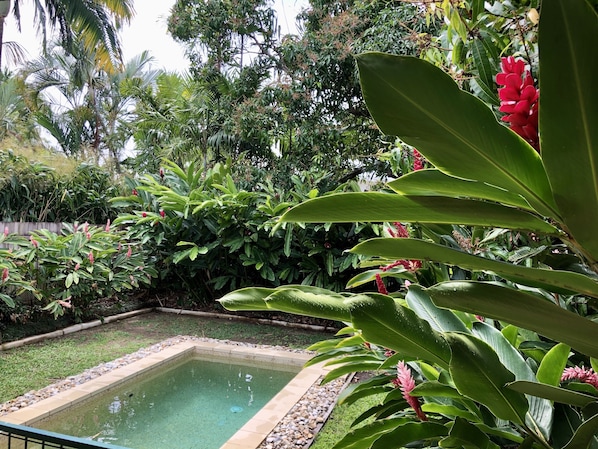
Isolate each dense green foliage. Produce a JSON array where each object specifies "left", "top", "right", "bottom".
[
  {"left": 220, "top": 0, "right": 598, "bottom": 446},
  {"left": 0, "top": 150, "right": 121, "bottom": 223},
  {"left": 113, "top": 160, "right": 374, "bottom": 304}
]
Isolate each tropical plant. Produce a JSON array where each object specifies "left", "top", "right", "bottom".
[
  {"left": 220, "top": 0, "right": 598, "bottom": 446},
  {"left": 0, "top": 150, "right": 121, "bottom": 223},
  {"left": 112, "top": 160, "right": 373, "bottom": 304},
  {"left": 1, "top": 0, "right": 134, "bottom": 70},
  {"left": 10, "top": 222, "right": 156, "bottom": 320},
  {"left": 23, "top": 40, "right": 158, "bottom": 166}
]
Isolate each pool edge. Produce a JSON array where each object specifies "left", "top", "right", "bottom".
[{"left": 1, "top": 340, "right": 329, "bottom": 449}]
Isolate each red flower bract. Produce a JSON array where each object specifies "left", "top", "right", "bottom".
[{"left": 496, "top": 56, "right": 539, "bottom": 152}]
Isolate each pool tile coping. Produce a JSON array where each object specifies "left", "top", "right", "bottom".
[{"left": 2, "top": 341, "right": 329, "bottom": 449}]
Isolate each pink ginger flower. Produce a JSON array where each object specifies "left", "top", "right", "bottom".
[
  {"left": 393, "top": 361, "right": 427, "bottom": 421},
  {"left": 496, "top": 56, "right": 539, "bottom": 151},
  {"left": 159, "top": 168, "right": 165, "bottom": 179},
  {"left": 57, "top": 299, "right": 72, "bottom": 309},
  {"left": 30, "top": 236, "right": 39, "bottom": 248},
  {"left": 561, "top": 366, "right": 598, "bottom": 389},
  {"left": 2, "top": 267, "right": 9, "bottom": 282},
  {"left": 88, "top": 252, "right": 95, "bottom": 264},
  {"left": 3, "top": 226, "right": 9, "bottom": 237},
  {"left": 126, "top": 245, "right": 132, "bottom": 258},
  {"left": 105, "top": 219, "right": 111, "bottom": 232},
  {"left": 86, "top": 232, "right": 91, "bottom": 240},
  {"left": 74, "top": 263, "right": 80, "bottom": 271},
  {"left": 83, "top": 222, "right": 89, "bottom": 233}
]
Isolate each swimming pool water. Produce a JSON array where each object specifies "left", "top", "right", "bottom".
[{"left": 36, "top": 357, "right": 298, "bottom": 449}]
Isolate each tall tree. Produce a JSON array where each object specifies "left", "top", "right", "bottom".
[
  {"left": 165, "top": 0, "right": 438, "bottom": 186},
  {"left": 0, "top": 0, "right": 135, "bottom": 70}
]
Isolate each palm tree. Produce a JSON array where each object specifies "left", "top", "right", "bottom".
[
  {"left": 0, "top": 0, "right": 135, "bottom": 70},
  {"left": 24, "top": 39, "right": 158, "bottom": 167}
]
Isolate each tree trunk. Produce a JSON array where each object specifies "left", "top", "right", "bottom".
[{"left": 0, "top": 0, "right": 11, "bottom": 69}]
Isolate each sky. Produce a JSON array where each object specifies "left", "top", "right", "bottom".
[{"left": 3, "top": 0, "right": 307, "bottom": 72}]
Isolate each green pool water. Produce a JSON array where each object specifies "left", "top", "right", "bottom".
[{"left": 36, "top": 356, "right": 298, "bottom": 449}]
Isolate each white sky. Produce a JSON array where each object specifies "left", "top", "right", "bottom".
[{"left": 3, "top": 0, "right": 307, "bottom": 72}]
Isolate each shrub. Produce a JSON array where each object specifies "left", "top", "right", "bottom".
[
  {"left": 3, "top": 223, "right": 156, "bottom": 320},
  {"left": 112, "top": 160, "right": 374, "bottom": 305},
  {"left": 0, "top": 150, "right": 122, "bottom": 223}
]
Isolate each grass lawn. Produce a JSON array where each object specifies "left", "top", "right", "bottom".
[{"left": 0, "top": 311, "right": 328, "bottom": 404}]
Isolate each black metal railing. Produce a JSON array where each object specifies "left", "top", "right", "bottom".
[{"left": 0, "top": 421, "right": 129, "bottom": 449}]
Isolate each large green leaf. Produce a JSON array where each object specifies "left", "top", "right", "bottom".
[
  {"left": 563, "top": 413, "right": 598, "bottom": 449},
  {"left": 406, "top": 285, "right": 469, "bottom": 333},
  {"left": 355, "top": 52, "right": 558, "bottom": 218},
  {"left": 472, "top": 323, "right": 552, "bottom": 442},
  {"left": 370, "top": 421, "right": 448, "bottom": 448},
  {"left": 348, "top": 294, "right": 451, "bottom": 368},
  {"left": 536, "top": 343, "right": 571, "bottom": 386},
  {"left": 428, "top": 281, "right": 598, "bottom": 359},
  {"left": 332, "top": 418, "right": 411, "bottom": 449},
  {"left": 218, "top": 285, "right": 352, "bottom": 321},
  {"left": 442, "top": 417, "right": 501, "bottom": 449},
  {"left": 447, "top": 333, "right": 529, "bottom": 424},
  {"left": 282, "top": 193, "right": 560, "bottom": 235},
  {"left": 351, "top": 238, "right": 598, "bottom": 297},
  {"left": 508, "top": 381, "right": 598, "bottom": 409},
  {"left": 388, "top": 169, "right": 531, "bottom": 210},
  {"left": 540, "top": 0, "right": 598, "bottom": 262}
]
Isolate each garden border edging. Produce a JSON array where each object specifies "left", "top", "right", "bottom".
[{"left": 1, "top": 307, "right": 338, "bottom": 351}]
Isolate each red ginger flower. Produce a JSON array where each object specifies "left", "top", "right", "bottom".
[
  {"left": 561, "top": 366, "right": 598, "bottom": 389},
  {"left": 393, "top": 361, "right": 427, "bottom": 421},
  {"left": 375, "top": 273, "right": 389, "bottom": 295},
  {"left": 496, "top": 56, "right": 539, "bottom": 152},
  {"left": 412, "top": 149, "right": 424, "bottom": 171},
  {"left": 2, "top": 267, "right": 9, "bottom": 282}
]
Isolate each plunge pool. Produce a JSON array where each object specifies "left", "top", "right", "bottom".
[{"left": 1, "top": 340, "right": 327, "bottom": 449}]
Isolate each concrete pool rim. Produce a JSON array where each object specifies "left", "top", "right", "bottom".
[{"left": 1, "top": 340, "right": 333, "bottom": 449}]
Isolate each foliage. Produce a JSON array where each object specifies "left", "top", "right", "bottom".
[
  {"left": 161, "top": 1, "right": 439, "bottom": 181},
  {"left": 5, "top": 0, "right": 134, "bottom": 70},
  {"left": 2, "top": 222, "right": 156, "bottom": 320},
  {"left": 0, "top": 150, "right": 121, "bottom": 223},
  {"left": 220, "top": 0, "right": 598, "bottom": 446},
  {"left": 0, "top": 72, "right": 37, "bottom": 140},
  {"left": 112, "top": 160, "right": 374, "bottom": 305},
  {"left": 23, "top": 41, "right": 158, "bottom": 168}
]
